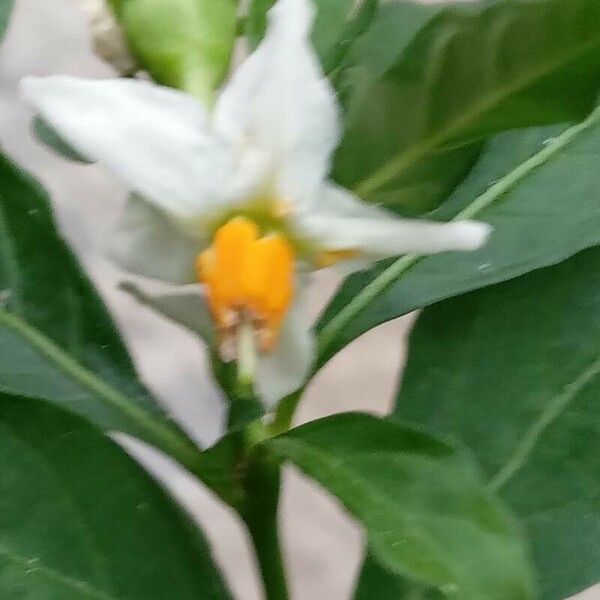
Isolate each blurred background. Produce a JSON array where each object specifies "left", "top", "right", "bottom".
[{"left": 0, "top": 0, "right": 597, "bottom": 598}]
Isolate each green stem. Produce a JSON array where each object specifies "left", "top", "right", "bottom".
[
  {"left": 242, "top": 456, "right": 289, "bottom": 600},
  {"left": 237, "top": 321, "right": 257, "bottom": 387},
  {"left": 317, "top": 254, "right": 421, "bottom": 365},
  {"left": 269, "top": 389, "right": 301, "bottom": 435}
]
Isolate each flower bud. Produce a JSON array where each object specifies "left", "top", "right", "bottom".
[
  {"left": 107, "top": 0, "right": 237, "bottom": 103},
  {"left": 78, "top": 0, "right": 137, "bottom": 75}
]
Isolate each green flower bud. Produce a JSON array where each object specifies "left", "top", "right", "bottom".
[
  {"left": 79, "top": 0, "right": 137, "bottom": 75},
  {"left": 108, "top": 0, "right": 237, "bottom": 104}
]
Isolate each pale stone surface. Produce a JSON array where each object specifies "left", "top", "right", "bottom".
[{"left": 1, "top": 1, "right": 598, "bottom": 598}]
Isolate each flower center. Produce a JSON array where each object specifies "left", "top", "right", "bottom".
[{"left": 196, "top": 216, "right": 294, "bottom": 357}]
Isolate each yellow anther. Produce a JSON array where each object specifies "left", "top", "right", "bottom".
[
  {"left": 315, "top": 248, "right": 360, "bottom": 268},
  {"left": 196, "top": 217, "right": 294, "bottom": 354}
]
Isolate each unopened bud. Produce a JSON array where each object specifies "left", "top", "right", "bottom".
[
  {"left": 78, "top": 0, "right": 137, "bottom": 75},
  {"left": 107, "top": 0, "right": 237, "bottom": 104}
]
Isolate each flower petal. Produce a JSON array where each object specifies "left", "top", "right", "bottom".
[
  {"left": 120, "top": 278, "right": 314, "bottom": 409},
  {"left": 299, "top": 184, "right": 492, "bottom": 258},
  {"left": 214, "top": 0, "right": 340, "bottom": 202},
  {"left": 110, "top": 195, "right": 202, "bottom": 284},
  {"left": 21, "top": 76, "right": 230, "bottom": 218},
  {"left": 119, "top": 281, "right": 214, "bottom": 343},
  {"left": 256, "top": 290, "right": 314, "bottom": 409}
]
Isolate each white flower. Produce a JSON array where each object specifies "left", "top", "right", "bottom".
[{"left": 21, "top": 0, "right": 491, "bottom": 408}]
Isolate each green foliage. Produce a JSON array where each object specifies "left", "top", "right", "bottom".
[
  {"left": 8, "top": 0, "right": 600, "bottom": 597},
  {"left": 317, "top": 112, "right": 600, "bottom": 369},
  {"left": 263, "top": 413, "right": 535, "bottom": 599},
  {"left": 389, "top": 247, "right": 600, "bottom": 600},
  {"left": 332, "top": 0, "right": 600, "bottom": 213},
  {"left": 245, "top": 0, "right": 274, "bottom": 49},
  {"left": 0, "top": 153, "right": 196, "bottom": 461},
  {"left": 0, "top": 395, "right": 230, "bottom": 599},
  {"left": 109, "top": 0, "right": 237, "bottom": 103},
  {"left": 0, "top": 0, "right": 14, "bottom": 41},
  {"left": 353, "top": 557, "right": 415, "bottom": 600}
]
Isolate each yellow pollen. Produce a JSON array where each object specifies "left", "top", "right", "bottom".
[
  {"left": 315, "top": 248, "right": 360, "bottom": 268},
  {"left": 196, "top": 216, "right": 294, "bottom": 354}
]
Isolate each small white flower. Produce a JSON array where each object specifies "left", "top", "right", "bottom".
[{"left": 21, "top": 0, "right": 490, "bottom": 408}]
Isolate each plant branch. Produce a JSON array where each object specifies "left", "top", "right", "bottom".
[{"left": 242, "top": 454, "right": 289, "bottom": 600}]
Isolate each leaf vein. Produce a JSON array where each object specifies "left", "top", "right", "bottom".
[
  {"left": 489, "top": 355, "right": 600, "bottom": 491},
  {"left": 355, "top": 29, "right": 600, "bottom": 197}
]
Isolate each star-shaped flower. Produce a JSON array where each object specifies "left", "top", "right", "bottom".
[{"left": 21, "top": 0, "right": 490, "bottom": 407}]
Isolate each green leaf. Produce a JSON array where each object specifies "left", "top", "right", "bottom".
[
  {"left": 245, "top": 0, "right": 273, "bottom": 48},
  {"left": 333, "top": 0, "right": 600, "bottom": 210},
  {"left": 110, "top": 0, "right": 237, "bottom": 102},
  {"left": 262, "top": 413, "right": 535, "bottom": 600},
  {"left": 333, "top": 1, "right": 476, "bottom": 215},
  {"left": 391, "top": 246, "right": 600, "bottom": 600},
  {"left": 317, "top": 107, "right": 600, "bottom": 369},
  {"left": 354, "top": 557, "right": 450, "bottom": 599},
  {"left": 319, "top": 0, "right": 376, "bottom": 75},
  {"left": 0, "top": 0, "right": 14, "bottom": 40},
  {"left": 33, "top": 117, "right": 92, "bottom": 164},
  {"left": 353, "top": 556, "right": 416, "bottom": 600},
  {"left": 0, "top": 152, "right": 198, "bottom": 464},
  {"left": 0, "top": 395, "right": 231, "bottom": 599}
]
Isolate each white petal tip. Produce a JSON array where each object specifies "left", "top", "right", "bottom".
[
  {"left": 269, "top": 0, "right": 315, "bottom": 32},
  {"left": 453, "top": 221, "right": 493, "bottom": 250}
]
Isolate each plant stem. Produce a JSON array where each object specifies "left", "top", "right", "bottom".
[
  {"left": 269, "top": 389, "right": 301, "bottom": 435},
  {"left": 242, "top": 456, "right": 289, "bottom": 600},
  {"left": 237, "top": 321, "right": 257, "bottom": 387}
]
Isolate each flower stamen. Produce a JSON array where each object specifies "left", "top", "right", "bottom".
[
  {"left": 315, "top": 248, "right": 360, "bottom": 268},
  {"left": 196, "top": 216, "right": 294, "bottom": 359}
]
